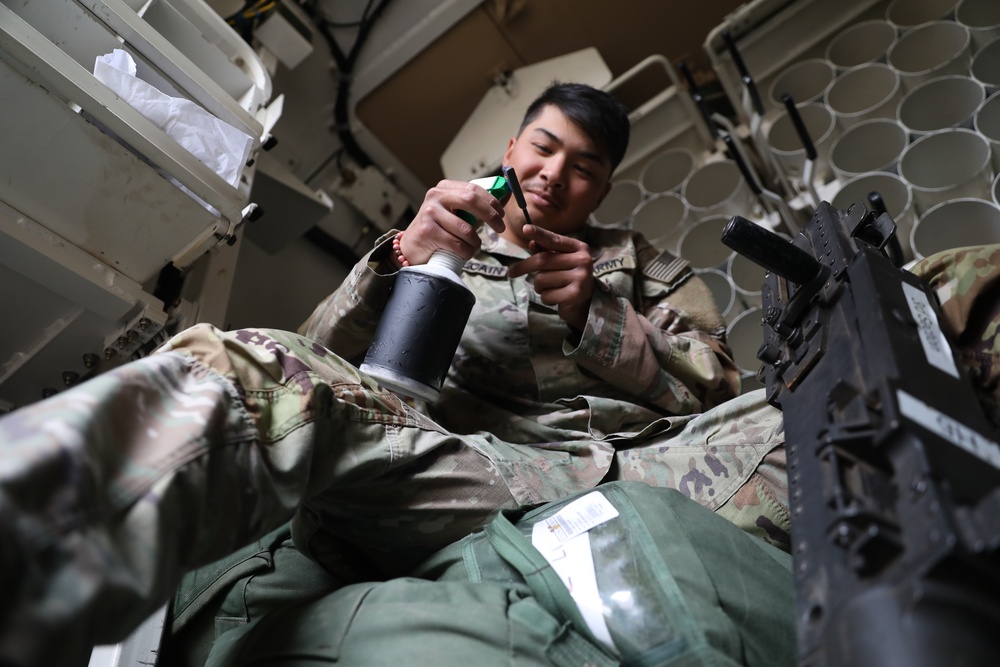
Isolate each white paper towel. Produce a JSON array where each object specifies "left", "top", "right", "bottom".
[{"left": 94, "top": 49, "right": 253, "bottom": 188}]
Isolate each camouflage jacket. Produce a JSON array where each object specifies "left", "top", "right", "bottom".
[{"left": 301, "top": 224, "right": 742, "bottom": 445}]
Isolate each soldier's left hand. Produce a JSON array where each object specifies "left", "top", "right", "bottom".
[{"left": 508, "top": 224, "right": 595, "bottom": 331}]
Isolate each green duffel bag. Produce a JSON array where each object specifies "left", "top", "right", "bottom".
[
  {"left": 205, "top": 577, "right": 611, "bottom": 667},
  {"left": 198, "top": 482, "right": 794, "bottom": 667},
  {"left": 417, "top": 481, "right": 795, "bottom": 667}
]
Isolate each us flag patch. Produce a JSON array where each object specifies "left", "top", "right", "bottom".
[{"left": 642, "top": 250, "right": 690, "bottom": 288}]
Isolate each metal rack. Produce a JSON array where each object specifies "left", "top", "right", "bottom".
[{"left": 0, "top": 0, "right": 275, "bottom": 411}]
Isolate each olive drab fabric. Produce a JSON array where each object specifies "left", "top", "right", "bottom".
[
  {"left": 417, "top": 482, "right": 796, "bottom": 667},
  {"left": 197, "top": 482, "right": 794, "bottom": 667},
  {"left": 163, "top": 524, "right": 342, "bottom": 667},
  {"left": 207, "top": 579, "right": 610, "bottom": 667}
]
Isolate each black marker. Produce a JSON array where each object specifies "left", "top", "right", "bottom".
[{"left": 502, "top": 165, "right": 533, "bottom": 227}]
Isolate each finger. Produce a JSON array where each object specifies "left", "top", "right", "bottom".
[
  {"left": 406, "top": 181, "right": 509, "bottom": 261},
  {"left": 532, "top": 265, "right": 591, "bottom": 292},
  {"left": 521, "top": 224, "right": 581, "bottom": 253},
  {"left": 507, "top": 251, "right": 576, "bottom": 278},
  {"left": 506, "top": 255, "right": 534, "bottom": 279},
  {"left": 529, "top": 270, "right": 570, "bottom": 294},
  {"left": 450, "top": 181, "right": 506, "bottom": 234},
  {"left": 403, "top": 215, "right": 474, "bottom": 265},
  {"left": 420, "top": 181, "right": 505, "bottom": 235},
  {"left": 534, "top": 282, "right": 588, "bottom": 314}
]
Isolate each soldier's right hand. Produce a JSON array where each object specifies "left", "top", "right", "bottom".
[{"left": 399, "top": 180, "right": 507, "bottom": 265}]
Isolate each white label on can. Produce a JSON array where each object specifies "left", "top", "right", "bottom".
[
  {"left": 897, "top": 390, "right": 1000, "bottom": 470},
  {"left": 902, "top": 282, "right": 959, "bottom": 378}
]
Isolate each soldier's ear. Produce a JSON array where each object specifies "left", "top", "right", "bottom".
[{"left": 502, "top": 138, "right": 517, "bottom": 166}]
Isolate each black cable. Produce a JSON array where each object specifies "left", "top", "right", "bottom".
[
  {"left": 300, "top": 0, "right": 394, "bottom": 169},
  {"left": 360, "top": 0, "right": 376, "bottom": 25},
  {"left": 324, "top": 19, "right": 367, "bottom": 28},
  {"left": 336, "top": 0, "right": 391, "bottom": 167}
]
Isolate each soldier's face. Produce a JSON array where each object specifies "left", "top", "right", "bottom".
[{"left": 501, "top": 105, "right": 612, "bottom": 239}]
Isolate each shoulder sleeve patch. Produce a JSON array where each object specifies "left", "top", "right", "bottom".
[{"left": 642, "top": 250, "right": 692, "bottom": 290}]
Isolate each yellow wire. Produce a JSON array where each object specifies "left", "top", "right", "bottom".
[{"left": 243, "top": 0, "right": 276, "bottom": 19}]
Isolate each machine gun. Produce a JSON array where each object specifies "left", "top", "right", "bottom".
[{"left": 721, "top": 202, "right": 1000, "bottom": 666}]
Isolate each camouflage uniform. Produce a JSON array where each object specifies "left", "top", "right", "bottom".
[
  {"left": 300, "top": 225, "right": 787, "bottom": 548},
  {"left": 0, "top": 225, "right": 778, "bottom": 665},
  {"left": 912, "top": 245, "right": 1000, "bottom": 429}
]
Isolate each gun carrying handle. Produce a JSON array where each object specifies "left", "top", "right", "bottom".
[{"left": 722, "top": 215, "right": 821, "bottom": 285}]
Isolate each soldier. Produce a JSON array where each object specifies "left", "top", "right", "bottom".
[
  {"left": 296, "top": 82, "right": 789, "bottom": 569},
  {"left": 2, "top": 83, "right": 785, "bottom": 664}
]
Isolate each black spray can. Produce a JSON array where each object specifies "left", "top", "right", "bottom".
[
  {"left": 360, "top": 250, "right": 474, "bottom": 401},
  {"left": 360, "top": 175, "right": 510, "bottom": 402}
]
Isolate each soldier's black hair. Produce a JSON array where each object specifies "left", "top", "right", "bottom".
[{"left": 518, "top": 82, "right": 631, "bottom": 174}]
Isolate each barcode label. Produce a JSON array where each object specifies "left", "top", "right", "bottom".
[
  {"left": 539, "top": 491, "right": 620, "bottom": 544},
  {"left": 902, "top": 282, "right": 959, "bottom": 378}
]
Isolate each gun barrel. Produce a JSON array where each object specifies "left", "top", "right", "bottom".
[{"left": 722, "top": 216, "right": 821, "bottom": 285}]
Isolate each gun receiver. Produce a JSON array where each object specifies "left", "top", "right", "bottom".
[{"left": 723, "top": 204, "right": 1000, "bottom": 666}]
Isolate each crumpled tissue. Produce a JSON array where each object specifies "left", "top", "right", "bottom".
[{"left": 93, "top": 49, "right": 253, "bottom": 189}]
